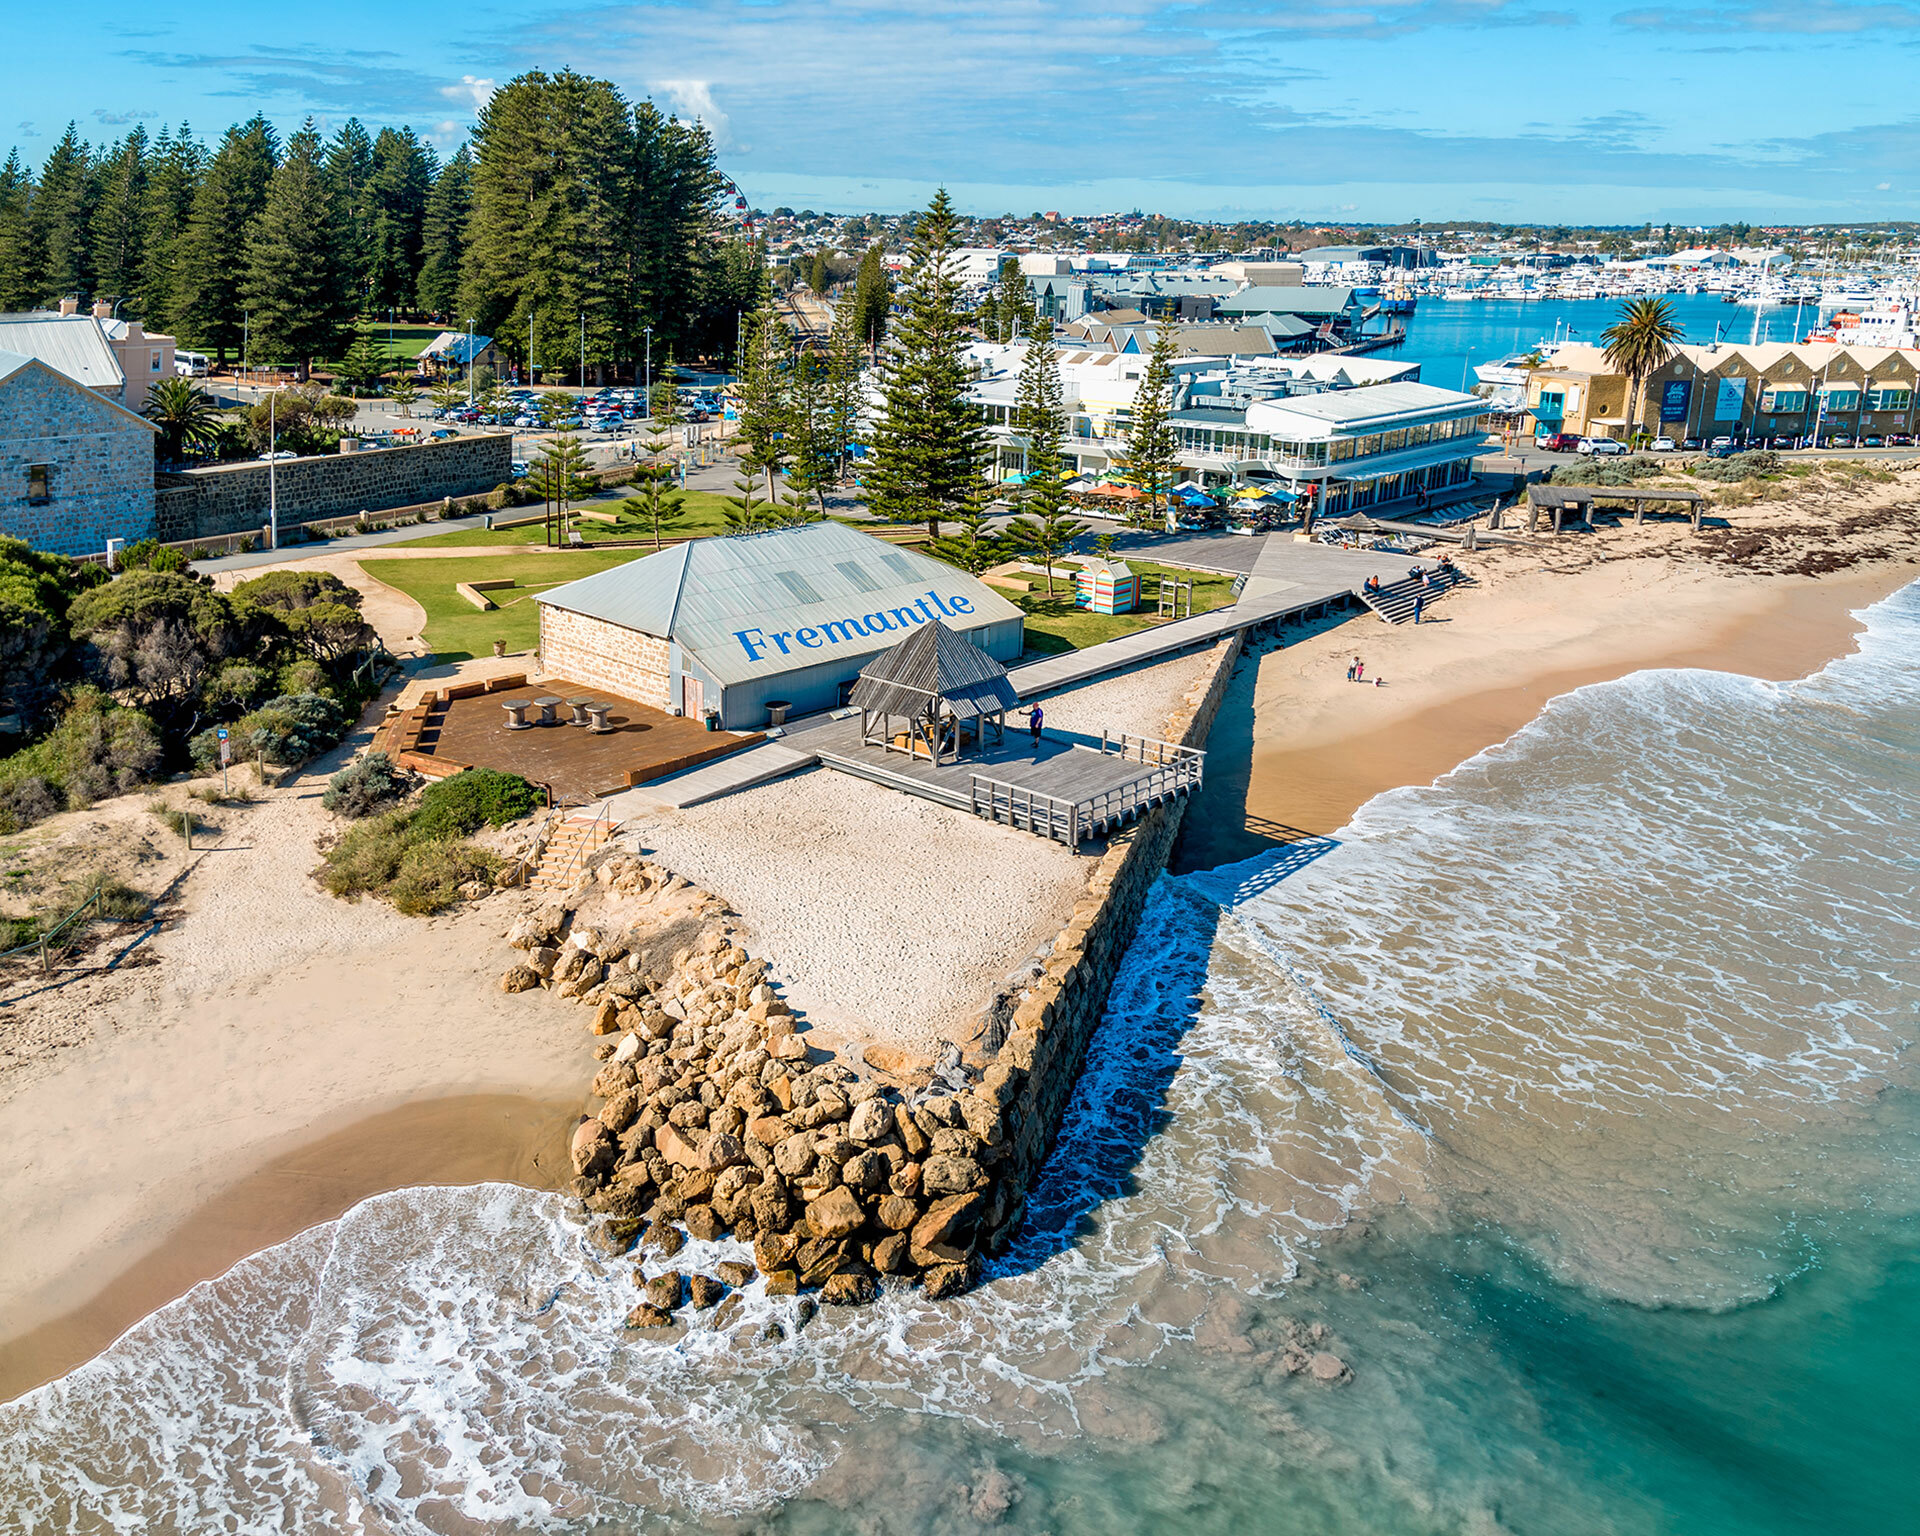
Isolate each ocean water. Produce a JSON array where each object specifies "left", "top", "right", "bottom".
[
  {"left": 4, "top": 582, "right": 1917, "bottom": 1535},
  {"left": 1382, "top": 293, "right": 1812, "bottom": 395}
]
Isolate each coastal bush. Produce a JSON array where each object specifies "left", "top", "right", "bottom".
[
  {"left": 0, "top": 536, "right": 110, "bottom": 731},
  {"left": 386, "top": 838, "right": 499, "bottom": 915},
  {"left": 204, "top": 661, "right": 272, "bottom": 714},
  {"left": 239, "top": 692, "right": 351, "bottom": 766},
  {"left": 115, "top": 539, "right": 191, "bottom": 574},
  {"left": 322, "top": 751, "right": 408, "bottom": 818},
  {"left": 230, "top": 569, "right": 363, "bottom": 614},
  {"left": 1547, "top": 455, "right": 1666, "bottom": 487},
  {"left": 319, "top": 809, "right": 415, "bottom": 898},
  {"left": 1690, "top": 451, "right": 1781, "bottom": 483},
  {"left": 0, "top": 688, "right": 162, "bottom": 827},
  {"left": 412, "top": 769, "right": 540, "bottom": 838}
]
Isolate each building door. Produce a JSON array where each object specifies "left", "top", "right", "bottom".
[{"left": 681, "top": 674, "right": 704, "bottom": 719}]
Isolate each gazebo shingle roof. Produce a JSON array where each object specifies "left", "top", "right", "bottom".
[{"left": 849, "top": 621, "right": 1020, "bottom": 721}]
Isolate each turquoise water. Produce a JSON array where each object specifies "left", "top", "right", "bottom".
[{"left": 2, "top": 581, "right": 1915, "bottom": 1533}]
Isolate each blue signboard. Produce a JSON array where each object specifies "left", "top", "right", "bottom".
[
  {"left": 1659, "top": 380, "right": 1692, "bottom": 423},
  {"left": 1714, "top": 377, "right": 1747, "bottom": 420}
]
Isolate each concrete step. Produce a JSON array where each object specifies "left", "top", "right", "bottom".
[{"left": 604, "top": 743, "right": 819, "bottom": 812}]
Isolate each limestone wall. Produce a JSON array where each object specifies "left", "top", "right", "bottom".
[
  {"left": 153, "top": 434, "right": 513, "bottom": 542},
  {"left": 539, "top": 607, "right": 675, "bottom": 712},
  {"left": 0, "top": 365, "right": 155, "bottom": 557},
  {"left": 975, "top": 631, "right": 1246, "bottom": 1257}
]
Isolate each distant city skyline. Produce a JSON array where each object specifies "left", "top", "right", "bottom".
[{"left": 7, "top": 0, "right": 1920, "bottom": 226}]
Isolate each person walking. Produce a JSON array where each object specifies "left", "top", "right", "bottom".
[
  {"left": 1414, "top": 594, "right": 1425, "bottom": 624},
  {"left": 1354, "top": 657, "right": 1365, "bottom": 683},
  {"left": 1347, "top": 659, "right": 1357, "bottom": 683},
  {"left": 1028, "top": 703, "right": 1045, "bottom": 749}
]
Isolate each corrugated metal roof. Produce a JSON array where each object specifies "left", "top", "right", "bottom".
[
  {"left": 0, "top": 315, "right": 123, "bottom": 392},
  {"left": 536, "top": 522, "right": 1024, "bottom": 688},
  {"left": 849, "top": 620, "right": 1020, "bottom": 720},
  {"left": 1216, "top": 286, "right": 1356, "bottom": 316}
]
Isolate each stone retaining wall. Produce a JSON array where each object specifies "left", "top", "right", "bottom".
[
  {"left": 154, "top": 434, "right": 513, "bottom": 542},
  {"left": 974, "top": 630, "right": 1245, "bottom": 1258}
]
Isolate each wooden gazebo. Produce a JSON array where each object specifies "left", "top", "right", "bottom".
[{"left": 848, "top": 621, "right": 1022, "bottom": 765}]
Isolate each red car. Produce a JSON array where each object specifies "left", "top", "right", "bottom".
[{"left": 1536, "top": 432, "right": 1580, "bottom": 452}]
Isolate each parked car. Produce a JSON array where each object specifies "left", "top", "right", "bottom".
[
  {"left": 1580, "top": 437, "right": 1628, "bottom": 457},
  {"left": 1649, "top": 436, "right": 1676, "bottom": 452},
  {"left": 1862, "top": 435, "right": 1885, "bottom": 447},
  {"left": 510, "top": 460, "right": 529, "bottom": 479},
  {"left": 1767, "top": 436, "right": 1800, "bottom": 449},
  {"left": 1682, "top": 438, "right": 1704, "bottom": 451},
  {"left": 1888, "top": 433, "right": 1914, "bottom": 447},
  {"left": 1823, "top": 434, "right": 1854, "bottom": 449},
  {"left": 1536, "top": 431, "right": 1580, "bottom": 452},
  {"left": 256, "top": 449, "right": 296, "bottom": 461},
  {"left": 1709, "top": 436, "right": 1733, "bottom": 451}
]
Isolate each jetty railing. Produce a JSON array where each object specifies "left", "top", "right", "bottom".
[
  {"left": 970, "top": 776, "right": 1080, "bottom": 846},
  {"left": 1096, "top": 731, "right": 1206, "bottom": 791}
]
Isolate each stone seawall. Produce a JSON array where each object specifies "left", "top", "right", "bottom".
[
  {"left": 974, "top": 630, "right": 1245, "bottom": 1257},
  {"left": 154, "top": 434, "right": 513, "bottom": 542}
]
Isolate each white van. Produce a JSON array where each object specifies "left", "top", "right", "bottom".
[{"left": 175, "top": 351, "right": 209, "bottom": 377}]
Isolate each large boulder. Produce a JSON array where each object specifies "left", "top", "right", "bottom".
[
  {"left": 570, "top": 1119, "right": 616, "bottom": 1177},
  {"left": 805, "top": 1186, "right": 866, "bottom": 1241},
  {"left": 910, "top": 1190, "right": 984, "bottom": 1264},
  {"left": 842, "top": 1150, "right": 890, "bottom": 1195},
  {"left": 697, "top": 1131, "right": 747, "bottom": 1173},
  {"left": 644, "top": 1271, "right": 683, "bottom": 1312},
  {"left": 919, "top": 1155, "right": 986, "bottom": 1197},
  {"left": 591, "top": 1061, "right": 637, "bottom": 1100},
  {"left": 821, "top": 1271, "right": 878, "bottom": 1306},
  {"left": 847, "top": 1098, "right": 894, "bottom": 1145},
  {"left": 876, "top": 1194, "right": 921, "bottom": 1232},
  {"left": 500, "top": 964, "right": 541, "bottom": 994},
  {"left": 654, "top": 1123, "right": 701, "bottom": 1169}
]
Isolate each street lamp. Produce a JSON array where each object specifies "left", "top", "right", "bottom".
[
  {"left": 268, "top": 385, "right": 280, "bottom": 550},
  {"left": 643, "top": 325, "right": 653, "bottom": 419},
  {"left": 466, "top": 318, "right": 475, "bottom": 406}
]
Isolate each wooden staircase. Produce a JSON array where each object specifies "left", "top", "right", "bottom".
[
  {"left": 529, "top": 808, "right": 614, "bottom": 892},
  {"left": 1357, "top": 567, "right": 1472, "bottom": 625}
]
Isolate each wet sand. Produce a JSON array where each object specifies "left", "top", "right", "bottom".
[
  {"left": 1177, "top": 561, "right": 1917, "bottom": 873},
  {"left": 0, "top": 1093, "right": 574, "bottom": 1403}
]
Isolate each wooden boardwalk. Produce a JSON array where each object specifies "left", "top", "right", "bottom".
[{"left": 792, "top": 714, "right": 1202, "bottom": 845}]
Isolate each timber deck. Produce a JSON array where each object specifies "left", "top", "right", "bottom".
[{"left": 789, "top": 714, "right": 1202, "bottom": 846}]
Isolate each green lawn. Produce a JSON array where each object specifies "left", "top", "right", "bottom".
[
  {"left": 387, "top": 490, "right": 744, "bottom": 550},
  {"left": 1007, "top": 560, "right": 1238, "bottom": 654},
  {"left": 359, "top": 550, "right": 642, "bottom": 661}
]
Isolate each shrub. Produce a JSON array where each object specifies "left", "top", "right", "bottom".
[
  {"left": 319, "top": 808, "right": 415, "bottom": 898},
  {"left": 1689, "top": 450, "right": 1781, "bottom": 483},
  {"left": 322, "top": 751, "right": 408, "bottom": 817},
  {"left": 412, "top": 768, "right": 540, "bottom": 839},
  {"left": 0, "top": 688, "right": 162, "bottom": 824},
  {"left": 277, "top": 658, "right": 330, "bottom": 697},
  {"left": 387, "top": 837, "right": 499, "bottom": 916},
  {"left": 230, "top": 569, "right": 363, "bottom": 613},
  {"left": 205, "top": 660, "right": 272, "bottom": 713},
  {"left": 201, "top": 692, "right": 349, "bottom": 768},
  {"left": 116, "top": 539, "right": 191, "bottom": 574}
]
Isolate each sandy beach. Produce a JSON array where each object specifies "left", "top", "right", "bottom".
[{"left": 4, "top": 475, "right": 1915, "bottom": 1401}]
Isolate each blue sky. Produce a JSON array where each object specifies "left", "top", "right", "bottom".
[{"left": 8, "top": 0, "right": 1920, "bottom": 224}]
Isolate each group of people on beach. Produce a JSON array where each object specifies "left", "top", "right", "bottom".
[{"left": 1347, "top": 657, "right": 1379, "bottom": 686}]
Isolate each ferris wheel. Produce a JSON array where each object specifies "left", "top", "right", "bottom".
[{"left": 718, "top": 176, "right": 754, "bottom": 237}]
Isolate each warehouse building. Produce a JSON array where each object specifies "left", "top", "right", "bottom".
[{"left": 535, "top": 522, "right": 1025, "bottom": 729}]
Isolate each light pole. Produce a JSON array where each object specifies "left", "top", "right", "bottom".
[
  {"left": 466, "top": 318, "right": 475, "bottom": 406},
  {"left": 268, "top": 385, "right": 280, "bottom": 550},
  {"left": 643, "top": 325, "right": 653, "bottom": 419},
  {"left": 579, "top": 311, "right": 586, "bottom": 391}
]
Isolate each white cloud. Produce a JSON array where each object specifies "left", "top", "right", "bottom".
[
  {"left": 440, "top": 75, "right": 496, "bottom": 112},
  {"left": 654, "top": 79, "right": 733, "bottom": 148}
]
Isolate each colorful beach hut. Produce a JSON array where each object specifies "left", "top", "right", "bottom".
[{"left": 1072, "top": 558, "right": 1139, "bottom": 615}]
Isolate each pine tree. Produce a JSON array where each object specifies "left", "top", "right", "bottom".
[
  {"left": 323, "top": 119, "right": 376, "bottom": 306},
  {"left": 244, "top": 119, "right": 356, "bottom": 380},
  {"left": 982, "top": 258, "right": 1033, "bottom": 342},
  {"left": 720, "top": 473, "right": 770, "bottom": 533},
  {"left": 733, "top": 303, "right": 791, "bottom": 499},
  {"left": 824, "top": 289, "right": 865, "bottom": 479},
  {"left": 415, "top": 145, "right": 470, "bottom": 318},
  {"left": 851, "top": 243, "right": 890, "bottom": 358},
  {"left": 1116, "top": 320, "right": 1180, "bottom": 528},
  {"left": 929, "top": 503, "right": 1009, "bottom": 575},
  {"left": 177, "top": 116, "right": 277, "bottom": 364},
  {"left": 530, "top": 430, "right": 594, "bottom": 538},
  {"left": 648, "top": 349, "right": 682, "bottom": 423},
  {"left": 631, "top": 101, "right": 723, "bottom": 362},
  {"left": 462, "top": 70, "right": 636, "bottom": 386},
  {"left": 136, "top": 125, "right": 205, "bottom": 333},
  {"left": 388, "top": 374, "right": 417, "bottom": 417},
  {"left": 618, "top": 427, "right": 688, "bottom": 548},
  {"left": 783, "top": 348, "right": 837, "bottom": 514},
  {"left": 29, "top": 124, "right": 93, "bottom": 303},
  {"left": 364, "top": 127, "right": 433, "bottom": 315},
  {"left": 334, "top": 327, "right": 390, "bottom": 395},
  {"left": 808, "top": 249, "right": 829, "bottom": 295},
  {"left": 0, "top": 151, "right": 35, "bottom": 312},
  {"left": 862, "top": 189, "right": 987, "bottom": 539},
  {"left": 89, "top": 127, "right": 148, "bottom": 309},
  {"left": 1012, "top": 316, "right": 1067, "bottom": 478},
  {"left": 1003, "top": 504, "right": 1085, "bottom": 597}
]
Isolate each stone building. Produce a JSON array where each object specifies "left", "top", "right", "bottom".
[
  {"left": 0, "top": 301, "right": 177, "bottom": 411},
  {"left": 0, "top": 349, "right": 156, "bottom": 557},
  {"left": 536, "top": 522, "right": 1024, "bottom": 729}
]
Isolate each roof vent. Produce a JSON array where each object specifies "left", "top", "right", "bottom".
[
  {"left": 835, "top": 560, "right": 880, "bottom": 593},
  {"left": 773, "top": 569, "right": 822, "bottom": 604}
]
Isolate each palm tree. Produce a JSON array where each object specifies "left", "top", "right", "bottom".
[
  {"left": 144, "top": 377, "right": 225, "bottom": 464},
  {"left": 1601, "top": 298, "right": 1682, "bottom": 445}
]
